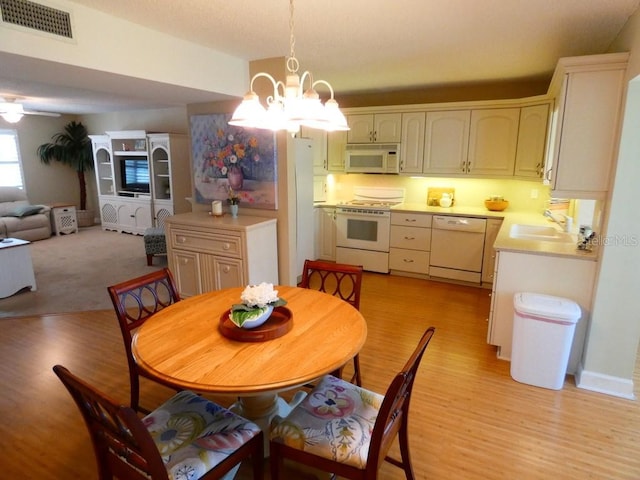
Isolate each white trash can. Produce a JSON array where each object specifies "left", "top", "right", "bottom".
[{"left": 510, "top": 292, "right": 581, "bottom": 390}]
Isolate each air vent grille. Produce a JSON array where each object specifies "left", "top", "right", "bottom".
[{"left": 1, "top": 0, "right": 72, "bottom": 38}]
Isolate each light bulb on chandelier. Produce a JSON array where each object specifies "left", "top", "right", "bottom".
[{"left": 229, "top": 0, "right": 349, "bottom": 134}]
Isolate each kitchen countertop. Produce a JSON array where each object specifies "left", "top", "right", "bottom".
[{"left": 316, "top": 201, "right": 597, "bottom": 261}]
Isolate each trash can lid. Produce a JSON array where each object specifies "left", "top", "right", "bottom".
[{"left": 513, "top": 292, "right": 581, "bottom": 323}]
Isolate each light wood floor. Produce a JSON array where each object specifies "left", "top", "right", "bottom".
[{"left": 2, "top": 273, "right": 639, "bottom": 479}]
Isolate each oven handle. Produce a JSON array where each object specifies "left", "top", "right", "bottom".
[{"left": 335, "top": 209, "right": 390, "bottom": 218}]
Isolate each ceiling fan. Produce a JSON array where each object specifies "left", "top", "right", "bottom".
[{"left": 0, "top": 97, "right": 61, "bottom": 123}]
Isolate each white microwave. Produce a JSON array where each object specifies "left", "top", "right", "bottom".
[{"left": 344, "top": 144, "right": 400, "bottom": 174}]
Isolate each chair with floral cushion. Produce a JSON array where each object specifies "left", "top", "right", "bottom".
[
  {"left": 53, "top": 365, "right": 264, "bottom": 480},
  {"left": 108, "top": 268, "right": 181, "bottom": 413},
  {"left": 299, "top": 259, "right": 364, "bottom": 386},
  {"left": 269, "top": 326, "right": 435, "bottom": 480}
]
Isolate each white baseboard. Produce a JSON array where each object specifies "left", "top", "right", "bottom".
[{"left": 575, "top": 364, "right": 637, "bottom": 400}]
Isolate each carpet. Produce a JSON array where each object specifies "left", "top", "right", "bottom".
[{"left": 0, "top": 226, "right": 168, "bottom": 318}]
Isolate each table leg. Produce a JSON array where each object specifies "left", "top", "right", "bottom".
[{"left": 231, "top": 391, "right": 307, "bottom": 455}]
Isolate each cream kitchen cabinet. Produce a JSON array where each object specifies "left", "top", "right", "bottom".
[
  {"left": 301, "top": 127, "right": 329, "bottom": 175},
  {"left": 400, "top": 112, "right": 425, "bottom": 173},
  {"left": 389, "top": 212, "right": 432, "bottom": 277},
  {"left": 467, "top": 108, "right": 520, "bottom": 176},
  {"left": 544, "top": 53, "right": 628, "bottom": 199},
  {"left": 165, "top": 213, "right": 278, "bottom": 298},
  {"left": 487, "top": 250, "right": 596, "bottom": 374},
  {"left": 481, "top": 218, "right": 503, "bottom": 286},
  {"left": 314, "top": 206, "right": 336, "bottom": 261},
  {"left": 347, "top": 113, "right": 402, "bottom": 143},
  {"left": 326, "top": 130, "right": 347, "bottom": 172},
  {"left": 422, "top": 110, "right": 471, "bottom": 174},
  {"left": 513, "top": 104, "right": 550, "bottom": 178}
]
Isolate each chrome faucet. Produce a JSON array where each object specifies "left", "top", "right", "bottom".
[{"left": 544, "top": 209, "right": 573, "bottom": 232}]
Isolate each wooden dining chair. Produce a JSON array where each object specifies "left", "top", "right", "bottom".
[
  {"left": 269, "top": 326, "right": 435, "bottom": 480},
  {"left": 53, "top": 365, "right": 264, "bottom": 480},
  {"left": 108, "top": 267, "right": 181, "bottom": 413},
  {"left": 299, "top": 259, "right": 364, "bottom": 385}
]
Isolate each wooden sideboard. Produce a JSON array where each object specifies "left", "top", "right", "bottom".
[{"left": 165, "top": 212, "right": 278, "bottom": 298}]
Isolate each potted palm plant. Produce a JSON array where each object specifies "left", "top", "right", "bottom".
[{"left": 37, "top": 121, "right": 95, "bottom": 227}]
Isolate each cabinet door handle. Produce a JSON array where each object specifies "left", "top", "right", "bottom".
[
  {"left": 405, "top": 218, "right": 416, "bottom": 223},
  {"left": 223, "top": 243, "right": 231, "bottom": 250},
  {"left": 177, "top": 236, "right": 186, "bottom": 244},
  {"left": 403, "top": 259, "right": 414, "bottom": 263},
  {"left": 404, "top": 236, "right": 415, "bottom": 240},
  {"left": 222, "top": 266, "right": 231, "bottom": 273}
]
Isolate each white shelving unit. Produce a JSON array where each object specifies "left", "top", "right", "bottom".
[{"left": 90, "top": 130, "right": 191, "bottom": 234}]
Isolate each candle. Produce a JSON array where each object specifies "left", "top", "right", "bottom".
[{"left": 212, "top": 201, "right": 222, "bottom": 216}]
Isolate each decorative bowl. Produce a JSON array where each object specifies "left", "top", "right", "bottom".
[
  {"left": 229, "top": 305, "right": 274, "bottom": 329},
  {"left": 484, "top": 199, "right": 509, "bottom": 211}
]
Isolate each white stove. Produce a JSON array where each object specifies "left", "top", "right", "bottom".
[{"left": 335, "top": 187, "right": 405, "bottom": 273}]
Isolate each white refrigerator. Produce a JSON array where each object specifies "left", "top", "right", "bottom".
[{"left": 292, "top": 138, "right": 314, "bottom": 281}]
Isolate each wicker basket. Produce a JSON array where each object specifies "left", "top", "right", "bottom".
[{"left": 484, "top": 199, "right": 509, "bottom": 211}]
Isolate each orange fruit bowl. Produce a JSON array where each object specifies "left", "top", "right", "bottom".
[{"left": 484, "top": 199, "right": 509, "bottom": 211}]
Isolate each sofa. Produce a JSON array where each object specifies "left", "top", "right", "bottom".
[{"left": 0, "top": 187, "right": 52, "bottom": 242}]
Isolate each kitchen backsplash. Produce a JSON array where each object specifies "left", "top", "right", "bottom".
[{"left": 321, "top": 173, "right": 551, "bottom": 213}]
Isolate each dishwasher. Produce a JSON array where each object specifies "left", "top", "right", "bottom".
[{"left": 430, "top": 215, "right": 487, "bottom": 283}]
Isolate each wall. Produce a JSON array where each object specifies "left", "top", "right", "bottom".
[
  {"left": 575, "top": 11, "right": 640, "bottom": 398},
  {"left": 186, "top": 57, "right": 300, "bottom": 287},
  {"left": 2, "top": 113, "right": 87, "bottom": 208},
  {"left": 326, "top": 174, "right": 550, "bottom": 212},
  {"left": 0, "top": 0, "right": 246, "bottom": 100}
]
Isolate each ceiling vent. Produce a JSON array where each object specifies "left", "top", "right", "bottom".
[{"left": 1, "top": 0, "right": 72, "bottom": 38}]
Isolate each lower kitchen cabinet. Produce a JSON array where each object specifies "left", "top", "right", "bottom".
[
  {"left": 315, "top": 206, "right": 336, "bottom": 261},
  {"left": 389, "top": 212, "right": 432, "bottom": 277},
  {"left": 487, "top": 250, "right": 596, "bottom": 374},
  {"left": 481, "top": 218, "right": 503, "bottom": 286},
  {"left": 165, "top": 212, "right": 278, "bottom": 298}
]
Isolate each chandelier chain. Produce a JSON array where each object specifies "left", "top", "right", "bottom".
[{"left": 288, "top": 0, "right": 298, "bottom": 73}]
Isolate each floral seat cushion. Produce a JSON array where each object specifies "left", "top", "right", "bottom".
[
  {"left": 269, "top": 374, "right": 384, "bottom": 469},
  {"left": 143, "top": 390, "right": 261, "bottom": 480}
]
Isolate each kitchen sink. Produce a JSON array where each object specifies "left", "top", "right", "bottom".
[{"left": 509, "top": 224, "right": 574, "bottom": 243}]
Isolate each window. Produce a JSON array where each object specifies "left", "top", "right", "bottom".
[{"left": 0, "top": 129, "right": 24, "bottom": 188}]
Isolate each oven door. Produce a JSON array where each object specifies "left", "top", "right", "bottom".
[{"left": 335, "top": 209, "right": 390, "bottom": 252}]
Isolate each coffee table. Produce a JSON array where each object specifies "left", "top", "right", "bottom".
[{"left": 0, "top": 238, "right": 37, "bottom": 298}]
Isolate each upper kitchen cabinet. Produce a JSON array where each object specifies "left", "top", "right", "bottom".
[
  {"left": 467, "top": 108, "right": 520, "bottom": 176},
  {"left": 422, "top": 110, "right": 471, "bottom": 174},
  {"left": 545, "top": 53, "right": 628, "bottom": 199},
  {"left": 300, "top": 127, "right": 329, "bottom": 175},
  {"left": 513, "top": 104, "right": 550, "bottom": 179},
  {"left": 327, "top": 130, "right": 347, "bottom": 172},
  {"left": 347, "top": 113, "right": 402, "bottom": 143},
  {"left": 400, "top": 112, "right": 425, "bottom": 173}
]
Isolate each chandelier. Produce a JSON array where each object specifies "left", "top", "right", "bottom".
[{"left": 229, "top": 0, "right": 349, "bottom": 134}]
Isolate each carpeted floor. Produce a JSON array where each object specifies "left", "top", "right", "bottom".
[{"left": 0, "top": 226, "right": 167, "bottom": 318}]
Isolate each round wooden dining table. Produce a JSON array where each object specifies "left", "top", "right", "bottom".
[{"left": 132, "top": 285, "right": 367, "bottom": 434}]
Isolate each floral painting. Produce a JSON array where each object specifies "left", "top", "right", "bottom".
[{"left": 190, "top": 113, "right": 277, "bottom": 210}]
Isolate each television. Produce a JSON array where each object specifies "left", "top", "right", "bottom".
[{"left": 120, "top": 158, "right": 150, "bottom": 193}]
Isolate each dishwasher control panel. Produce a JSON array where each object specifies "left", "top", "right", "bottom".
[{"left": 432, "top": 216, "right": 487, "bottom": 233}]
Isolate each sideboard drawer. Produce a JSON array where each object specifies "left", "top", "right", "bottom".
[{"left": 169, "top": 228, "right": 242, "bottom": 258}]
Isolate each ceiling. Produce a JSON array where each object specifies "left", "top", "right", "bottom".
[{"left": 1, "top": 0, "right": 639, "bottom": 115}]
